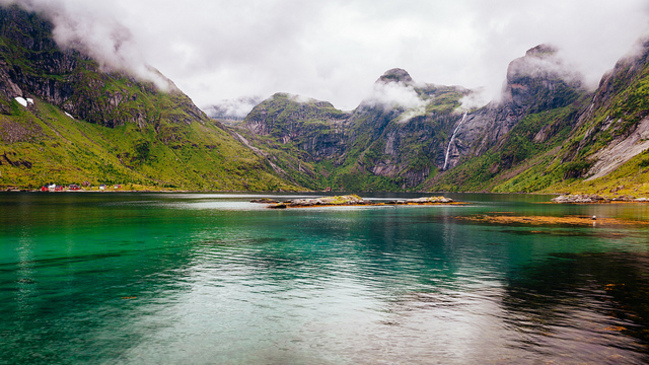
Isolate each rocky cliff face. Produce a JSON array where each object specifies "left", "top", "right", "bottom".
[
  {"left": 443, "top": 44, "right": 586, "bottom": 170},
  {"left": 0, "top": 6, "right": 76, "bottom": 114},
  {"left": 560, "top": 38, "right": 649, "bottom": 180},
  {"left": 341, "top": 69, "right": 468, "bottom": 188},
  {"left": 503, "top": 45, "right": 583, "bottom": 113},
  {"left": 376, "top": 68, "right": 414, "bottom": 84}
]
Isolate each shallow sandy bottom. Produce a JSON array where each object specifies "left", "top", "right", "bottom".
[{"left": 458, "top": 214, "right": 649, "bottom": 227}]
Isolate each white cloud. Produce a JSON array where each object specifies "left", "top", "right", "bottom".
[
  {"left": 1, "top": 0, "right": 172, "bottom": 89},
  {"left": 204, "top": 96, "right": 263, "bottom": 120},
  {"left": 366, "top": 82, "right": 425, "bottom": 111}
]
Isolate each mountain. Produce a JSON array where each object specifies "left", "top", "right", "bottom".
[
  {"left": 4, "top": 3, "right": 649, "bottom": 197},
  {"left": 426, "top": 40, "right": 649, "bottom": 197},
  {"left": 562, "top": 39, "right": 649, "bottom": 179},
  {"left": 0, "top": 5, "right": 298, "bottom": 191},
  {"left": 440, "top": 44, "right": 586, "bottom": 170},
  {"left": 227, "top": 42, "right": 649, "bottom": 197},
  {"left": 231, "top": 69, "right": 469, "bottom": 191}
]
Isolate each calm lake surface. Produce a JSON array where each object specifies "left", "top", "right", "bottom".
[{"left": 1, "top": 192, "right": 649, "bottom": 364}]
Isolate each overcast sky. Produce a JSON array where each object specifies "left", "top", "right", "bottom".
[{"left": 6, "top": 0, "right": 649, "bottom": 111}]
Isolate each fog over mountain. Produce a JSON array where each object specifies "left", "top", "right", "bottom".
[{"left": 3, "top": 0, "right": 648, "bottom": 111}]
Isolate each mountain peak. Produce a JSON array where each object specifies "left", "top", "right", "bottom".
[
  {"left": 502, "top": 43, "right": 583, "bottom": 113},
  {"left": 525, "top": 44, "right": 558, "bottom": 58},
  {"left": 506, "top": 44, "right": 572, "bottom": 82},
  {"left": 376, "top": 68, "right": 414, "bottom": 85}
]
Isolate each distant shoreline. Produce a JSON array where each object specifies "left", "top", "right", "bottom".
[{"left": 0, "top": 187, "right": 560, "bottom": 195}]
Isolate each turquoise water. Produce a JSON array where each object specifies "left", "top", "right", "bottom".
[{"left": 1, "top": 193, "right": 649, "bottom": 364}]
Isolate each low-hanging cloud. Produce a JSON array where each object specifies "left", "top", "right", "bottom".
[
  {"left": 0, "top": 0, "right": 171, "bottom": 90},
  {"left": 460, "top": 45, "right": 586, "bottom": 109},
  {"left": 366, "top": 82, "right": 426, "bottom": 111},
  {"left": 362, "top": 80, "right": 430, "bottom": 122},
  {"left": 204, "top": 96, "right": 263, "bottom": 120},
  {"left": 507, "top": 45, "right": 583, "bottom": 85},
  {"left": 287, "top": 93, "right": 319, "bottom": 105}
]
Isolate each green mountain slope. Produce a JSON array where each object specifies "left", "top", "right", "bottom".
[{"left": 0, "top": 5, "right": 297, "bottom": 191}]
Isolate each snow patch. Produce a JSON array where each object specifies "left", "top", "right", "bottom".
[
  {"left": 14, "top": 97, "right": 27, "bottom": 107},
  {"left": 14, "top": 97, "right": 35, "bottom": 107},
  {"left": 65, "top": 112, "right": 74, "bottom": 119}
]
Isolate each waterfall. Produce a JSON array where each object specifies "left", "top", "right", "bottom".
[{"left": 443, "top": 112, "right": 467, "bottom": 171}]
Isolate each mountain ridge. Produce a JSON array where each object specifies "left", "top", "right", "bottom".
[
  {"left": 225, "top": 41, "right": 649, "bottom": 197},
  {"left": 0, "top": 5, "right": 299, "bottom": 191},
  {"left": 2, "top": 3, "right": 649, "bottom": 198}
]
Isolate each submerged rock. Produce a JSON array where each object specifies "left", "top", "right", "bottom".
[
  {"left": 268, "top": 202, "right": 287, "bottom": 209},
  {"left": 460, "top": 214, "right": 649, "bottom": 227},
  {"left": 250, "top": 198, "right": 279, "bottom": 204}
]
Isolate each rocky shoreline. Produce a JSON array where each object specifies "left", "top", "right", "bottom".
[
  {"left": 250, "top": 195, "right": 458, "bottom": 209},
  {"left": 551, "top": 194, "right": 649, "bottom": 204}
]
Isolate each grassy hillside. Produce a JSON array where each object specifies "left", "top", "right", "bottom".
[{"left": 0, "top": 96, "right": 298, "bottom": 191}]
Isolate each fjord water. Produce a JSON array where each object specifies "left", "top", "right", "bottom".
[{"left": 1, "top": 193, "right": 649, "bottom": 364}]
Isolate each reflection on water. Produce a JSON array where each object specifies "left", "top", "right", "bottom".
[
  {"left": 0, "top": 193, "right": 649, "bottom": 364},
  {"left": 503, "top": 252, "right": 649, "bottom": 362}
]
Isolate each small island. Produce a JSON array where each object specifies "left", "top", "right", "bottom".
[{"left": 251, "top": 195, "right": 459, "bottom": 209}]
